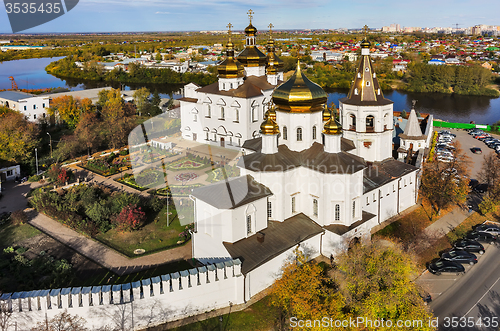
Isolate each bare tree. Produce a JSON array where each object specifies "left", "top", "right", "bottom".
[
  {"left": 478, "top": 152, "right": 500, "bottom": 200},
  {"left": 0, "top": 302, "right": 12, "bottom": 331},
  {"left": 31, "top": 311, "right": 88, "bottom": 331},
  {"left": 421, "top": 141, "right": 471, "bottom": 215}
]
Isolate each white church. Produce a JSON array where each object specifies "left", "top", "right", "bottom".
[{"left": 183, "top": 19, "right": 421, "bottom": 299}]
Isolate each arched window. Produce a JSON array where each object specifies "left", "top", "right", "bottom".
[
  {"left": 220, "top": 107, "right": 225, "bottom": 120},
  {"left": 206, "top": 105, "right": 211, "bottom": 118},
  {"left": 335, "top": 204, "right": 340, "bottom": 221},
  {"left": 366, "top": 81, "right": 370, "bottom": 86},
  {"left": 354, "top": 88, "right": 358, "bottom": 95},
  {"left": 352, "top": 201, "right": 356, "bottom": 218},
  {"left": 292, "top": 196, "right": 296, "bottom": 213},
  {"left": 366, "top": 115, "right": 374, "bottom": 132},
  {"left": 283, "top": 126, "right": 288, "bottom": 140},
  {"left": 384, "top": 113, "right": 389, "bottom": 130},
  {"left": 235, "top": 109, "right": 239, "bottom": 123},
  {"left": 312, "top": 126, "right": 317, "bottom": 140},
  {"left": 267, "top": 201, "right": 272, "bottom": 218},
  {"left": 193, "top": 114, "right": 197, "bottom": 122},
  {"left": 296, "top": 128, "right": 303, "bottom": 141},
  {"left": 246, "top": 215, "right": 252, "bottom": 235},
  {"left": 313, "top": 199, "right": 318, "bottom": 216},
  {"left": 349, "top": 114, "right": 356, "bottom": 130}
]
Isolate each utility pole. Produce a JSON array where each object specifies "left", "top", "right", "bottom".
[
  {"left": 35, "top": 148, "right": 39, "bottom": 175},
  {"left": 46, "top": 132, "right": 52, "bottom": 158}
]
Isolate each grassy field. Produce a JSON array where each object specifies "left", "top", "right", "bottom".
[
  {"left": 0, "top": 222, "right": 41, "bottom": 248},
  {"left": 95, "top": 205, "right": 188, "bottom": 257},
  {"left": 171, "top": 297, "right": 277, "bottom": 331}
]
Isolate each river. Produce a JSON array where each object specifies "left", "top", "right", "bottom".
[{"left": 1, "top": 57, "right": 499, "bottom": 125}]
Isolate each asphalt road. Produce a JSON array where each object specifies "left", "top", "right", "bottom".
[{"left": 430, "top": 243, "right": 500, "bottom": 331}]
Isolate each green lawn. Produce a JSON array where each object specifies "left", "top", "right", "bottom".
[
  {"left": 94, "top": 205, "right": 189, "bottom": 257},
  {"left": 0, "top": 222, "right": 41, "bottom": 248},
  {"left": 171, "top": 297, "right": 277, "bottom": 331}
]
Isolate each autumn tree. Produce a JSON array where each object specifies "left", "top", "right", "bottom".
[
  {"left": 48, "top": 96, "right": 94, "bottom": 129},
  {"left": 333, "top": 240, "right": 434, "bottom": 328},
  {"left": 0, "top": 112, "right": 39, "bottom": 164},
  {"left": 420, "top": 142, "right": 470, "bottom": 215},
  {"left": 0, "top": 302, "right": 12, "bottom": 331},
  {"left": 478, "top": 152, "right": 500, "bottom": 201},
  {"left": 99, "top": 89, "right": 125, "bottom": 122},
  {"left": 31, "top": 311, "right": 88, "bottom": 331},
  {"left": 268, "top": 248, "right": 345, "bottom": 330},
  {"left": 74, "top": 112, "right": 102, "bottom": 156},
  {"left": 133, "top": 87, "right": 151, "bottom": 116}
]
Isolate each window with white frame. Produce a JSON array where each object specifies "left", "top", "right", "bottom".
[
  {"left": 335, "top": 204, "right": 340, "bottom": 221},
  {"left": 206, "top": 105, "right": 211, "bottom": 118},
  {"left": 352, "top": 201, "right": 356, "bottom": 218},
  {"left": 296, "top": 128, "right": 303, "bottom": 141},
  {"left": 235, "top": 109, "right": 239, "bottom": 123},
  {"left": 283, "top": 126, "right": 288, "bottom": 140},
  {"left": 312, "top": 126, "right": 317, "bottom": 140},
  {"left": 292, "top": 196, "right": 296, "bottom": 213},
  {"left": 220, "top": 107, "right": 225, "bottom": 120},
  {"left": 313, "top": 199, "right": 318, "bottom": 216},
  {"left": 267, "top": 201, "right": 272, "bottom": 218}
]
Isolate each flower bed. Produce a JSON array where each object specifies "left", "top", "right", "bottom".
[
  {"left": 168, "top": 158, "right": 205, "bottom": 170},
  {"left": 174, "top": 172, "right": 198, "bottom": 183},
  {"left": 206, "top": 165, "right": 240, "bottom": 183},
  {"left": 81, "top": 153, "right": 129, "bottom": 176},
  {"left": 116, "top": 169, "right": 166, "bottom": 191}
]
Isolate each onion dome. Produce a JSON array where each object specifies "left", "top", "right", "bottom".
[
  {"left": 260, "top": 114, "right": 279, "bottom": 135},
  {"left": 360, "top": 38, "right": 371, "bottom": 49},
  {"left": 218, "top": 23, "right": 245, "bottom": 79},
  {"left": 322, "top": 105, "right": 332, "bottom": 122},
  {"left": 323, "top": 115, "right": 342, "bottom": 135},
  {"left": 218, "top": 40, "right": 245, "bottom": 79},
  {"left": 266, "top": 39, "right": 284, "bottom": 75},
  {"left": 272, "top": 61, "right": 327, "bottom": 112},
  {"left": 245, "top": 23, "right": 257, "bottom": 35}
]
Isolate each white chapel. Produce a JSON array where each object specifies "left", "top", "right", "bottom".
[{"left": 185, "top": 22, "right": 420, "bottom": 299}]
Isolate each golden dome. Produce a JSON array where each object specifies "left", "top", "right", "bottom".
[
  {"left": 218, "top": 39, "right": 245, "bottom": 79},
  {"left": 245, "top": 23, "right": 257, "bottom": 35},
  {"left": 323, "top": 115, "right": 342, "bottom": 135},
  {"left": 360, "top": 38, "right": 371, "bottom": 48},
  {"left": 266, "top": 39, "right": 284, "bottom": 75},
  {"left": 267, "top": 106, "right": 277, "bottom": 121},
  {"left": 322, "top": 106, "right": 332, "bottom": 122},
  {"left": 260, "top": 115, "right": 279, "bottom": 135},
  {"left": 272, "top": 61, "right": 327, "bottom": 112}
]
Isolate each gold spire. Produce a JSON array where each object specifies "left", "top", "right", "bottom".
[
  {"left": 244, "top": 9, "right": 257, "bottom": 35},
  {"left": 217, "top": 23, "right": 245, "bottom": 79},
  {"left": 323, "top": 113, "right": 342, "bottom": 135},
  {"left": 360, "top": 24, "right": 371, "bottom": 48},
  {"left": 247, "top": 9, "right": 254, "bottom": 23},
  {"left": 266, "top": 22, "right": 284, "bottom": 75},
  {"left": 272, "top": 60, "right": 327, "bottom": 112}
]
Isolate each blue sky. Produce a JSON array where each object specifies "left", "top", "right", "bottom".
[{"left": 0, "top": 0, "right": 499, "bottom": 34}]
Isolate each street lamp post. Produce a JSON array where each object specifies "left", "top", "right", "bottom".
[
  {"left": 46, "top": 132, "right": 52, "bottom": 159},
  {"left": 35, "top": 148, "right": 39, "bottom": 175}
]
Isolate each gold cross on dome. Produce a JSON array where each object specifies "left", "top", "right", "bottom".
[
  {"left": 247, "top": 9, "right": 254, "bottom": 23},
  {"left": 268, "top": 23, "right": 274, "bottom": 38},
  {"left": 363, "top": 25, "right": 369, "bottom": 38},
  {"left": 227, "top": 23, "right": 233, "bottom": 35}
]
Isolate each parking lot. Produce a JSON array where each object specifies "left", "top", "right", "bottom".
[
  {"left": 417, "top": 241, "right": 497, "bottom": 300},
  {"left": 439, "top": 128, "right": 500, "bottom": 179}
]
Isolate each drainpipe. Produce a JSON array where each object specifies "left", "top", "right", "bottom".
[
  {"left": 397, "top": 178, "right": 402, "bottom": 214},
  {"left": 378, "top": 189, "right": 381, "bottom": 224},
  {"left": 243, "top": 274, "right": 247, "bottom": 303},
  {"left": 319, "top": 231, "right": 325, "bottom": 256},
  {"left": 189, "top": 195, "right": 196, "bottom": 260}
]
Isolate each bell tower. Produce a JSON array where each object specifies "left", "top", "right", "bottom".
[{"left": 339, "top": 25, "right": 394, "bottom": 162}]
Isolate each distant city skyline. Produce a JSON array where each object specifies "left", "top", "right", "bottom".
[{"left": 0, "top": 0, "right": 498, "bottom": 34}]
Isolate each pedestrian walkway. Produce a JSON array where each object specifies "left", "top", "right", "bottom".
[
  {"left": 424, "top": 205, "right": 473, "bottom": 236},
  {"left": 27, "top": 210, "right": 192, "bottom": 276}
]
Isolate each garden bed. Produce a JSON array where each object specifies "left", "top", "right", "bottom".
[
  {"left": 151, "top": 184, "right": 204, "bottom": 197},
  {"left": 206, "top": 164, "right": 240, "bottom": 183},
  {"left": 80, "top": 153, "right": 130, "bottom": 177},
  {"left": 116, "top": 169, "right": 166, "bottom": 191}
]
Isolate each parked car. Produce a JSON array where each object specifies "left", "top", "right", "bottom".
[
  {"left": 473, "top": 223, "right": 500, "bottom": 236},
  {"left": 466, "top": 231, "right": 497, "bottom": 244},
  {"left": 436, "top": 143, "right": 455, "bottom": 150},
  {"left": 469, "top": 179, "right": 479, "bottom": 188},
  {"left": 471, "top": 147, "right": 482, "bottom": 154},
  {"left": 473, "top": 184, "right": 488, "bottom": 194},
  {"left": 454, "top": 239, "right": 485, "bottom": 254},
  {"left": 428, "top": 259, "right": 466, "bottom": 275},
  {"left": 437, "top": 155, "right": 455, "bottom": 163},
  {"left": 441, "top": 249, "right": 478, "bottom": 265}
]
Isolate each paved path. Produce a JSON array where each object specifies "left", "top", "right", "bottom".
[
  {"left": 27, "top": 210, "right": 192, "bottom": 276},
  {"left": 424, "top": 205, "right": 473, "bottom": 237}
]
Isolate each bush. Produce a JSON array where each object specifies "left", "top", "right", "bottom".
[
  {"left": 479, "top": 196, "right": 497, "bottom": 215},
  {"left": 10, "top": 210, "right": 28, "bottom": 225},
  {"left": 113, "top": 204, "right": 146, "bottom": 232}
]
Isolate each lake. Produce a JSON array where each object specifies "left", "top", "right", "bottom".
[{"left": 1, "top": 57, "right": 499, "bottom": 125}]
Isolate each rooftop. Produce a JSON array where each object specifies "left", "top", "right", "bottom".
[{"left": 0, "top": 91, "right": 35, "bottom": 102}]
